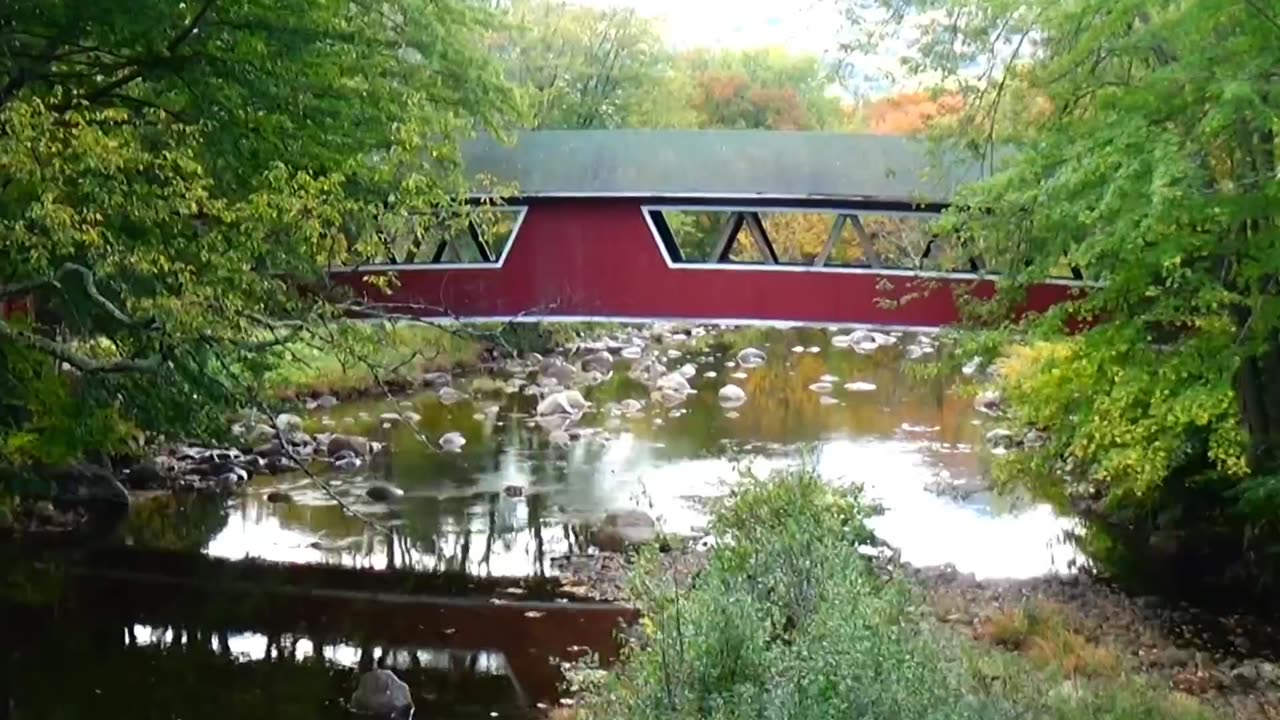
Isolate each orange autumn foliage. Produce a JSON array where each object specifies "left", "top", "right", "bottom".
[{"left": 862, "top": 91, "right": 965, "bottom": 135}]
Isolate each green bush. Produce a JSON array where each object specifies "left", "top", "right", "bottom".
[{"left": 572, "top": 468, "right": 1216, "bottom": 720}]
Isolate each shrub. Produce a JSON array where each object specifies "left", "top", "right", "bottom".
[{"left": 572, "top": 467, "right": 1217, "bottom": 720}]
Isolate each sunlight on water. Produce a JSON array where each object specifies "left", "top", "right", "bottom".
[{"left": 188, "top": 326, "right": 1079, "bottom": 580}]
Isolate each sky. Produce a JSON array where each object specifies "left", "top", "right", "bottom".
[{"left": 568, "top": 0, "right": 933, "bottom": 97}]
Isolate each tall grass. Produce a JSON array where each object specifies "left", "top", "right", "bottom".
[{"left": 570, "top": 468, "right": 1216, "bottom": 720}]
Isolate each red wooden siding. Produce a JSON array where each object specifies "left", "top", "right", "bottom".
[{"left": 334, "top": 199, "right": 1084, "bottom": 328}]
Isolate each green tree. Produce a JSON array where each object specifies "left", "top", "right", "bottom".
[
  {"left": 492, "top": 0, "right": 696, "bottom": 129},
  {"left": 847, "top": 1, "right": 1280, "bottom": 593},
  {"left": 0, "top": 0, "right": 518, "bottom": 463}
]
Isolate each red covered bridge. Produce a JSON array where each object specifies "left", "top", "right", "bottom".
[{"left": 334, "top": 130, "right": 1084, "bottom": 328}]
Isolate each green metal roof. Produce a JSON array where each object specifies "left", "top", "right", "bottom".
[{"left": 462, "top": 130, "right": 990, "bottom": 205}]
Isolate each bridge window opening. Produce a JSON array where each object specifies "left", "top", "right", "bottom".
[
  {"left": 344, "top": 207, "right": 523, "bottom": 268},
  {"left": 649, "top": 208, "right": 988, "bottom": 272}
]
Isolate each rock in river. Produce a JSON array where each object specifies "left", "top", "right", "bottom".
[
  {"left": 365, "top": 485, "right": 405, "bottom": 503},
  {"left": 440, "top": 431, "right": 466, "bottom": 452},
  {"left": 437, "top": 386, "right": 467, "bottom": 405},
  {"left": 717, "top": 384, "right": 747, "bottom": 408},
  {"left": 327, "top": 434, "right": 371, "bottom": 458},
  {"left": 736, "top": 347, "right": 767, "bottom": 368},
  {"left": 537, "top": 390, "right": 589, "bottom": 416},
  {"left": 266, "top": 491, "right": 295, "bottom": 505},
  {"left": 49, "top": 463, "right": 129, "bottom": 508},
  {"left": 351, "top": 669, "right": 414, "bottom": 719},
  {"left": 581, "top": 350, "right": 614, "bottom": 374},
  {"left": 591, "top": 509, "right": 658, "bottom": 552}
]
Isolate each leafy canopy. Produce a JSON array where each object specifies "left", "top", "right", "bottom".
[
  {"left": 0, "top": 0, "right": 518, "bottom": 461},
  {"left": 846, "top": 2, "right": 1280, "bottom": 508}
]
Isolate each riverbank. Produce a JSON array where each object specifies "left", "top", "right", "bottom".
[{"left": 554, "top": 469, "right": 1238, "bottom": 720}]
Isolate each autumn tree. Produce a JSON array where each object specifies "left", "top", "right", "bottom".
[
  {"left": 0, "top": 0, "right": 518, "bottom": 462},
  {"left": 847, "top": 0, "right": 1280, "bottom": 596},
  {"left": 678, "top": 48, "right": 844, "bottom": 131}
]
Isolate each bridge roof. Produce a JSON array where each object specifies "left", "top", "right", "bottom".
[{"left": 463, "top": 130, "right": 991, "bottom": 206}]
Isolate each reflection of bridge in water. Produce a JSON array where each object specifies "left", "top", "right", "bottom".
[
  {"left": 335, "top": 130, "right": 1087, "bottom": 328},
  {"left": 16, "top": 547, "right": 636, "bottom": 713}
]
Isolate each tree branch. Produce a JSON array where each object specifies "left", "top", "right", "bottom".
[{"left": 0, "top": 320, "right": 163, "bottom": 374}]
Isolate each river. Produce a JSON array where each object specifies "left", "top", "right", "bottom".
[{"left": 5, "top": 324, "right": 1084, "bottom": 718}]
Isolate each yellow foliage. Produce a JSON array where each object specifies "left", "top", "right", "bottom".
[{"left": 978, "top": 602, "right": 1122, "bottom": 679}]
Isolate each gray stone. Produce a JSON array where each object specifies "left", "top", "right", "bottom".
[
  {"left": 49, "top": 463, "right": 129, "bottom": 507},
  {"left": 591, "top": 509, "right": 658, "bottom": 552},
  {"left": 266, "top": 491, "right": 295, "bottom": 504},
  {"left": 327, "top": 434, "right": 371, "bottom": 458},
  {"left": 366, "top": 485, "right": 405, "bottom": 503},
  {"left": 581, "top": 350, "right": 614, "bottom": 374},
  {"left": 350, "top": 669, "right": 413, "bottom": 718},
  {"left": 124, "top": 460, "right": 171, "bottom": 490}
]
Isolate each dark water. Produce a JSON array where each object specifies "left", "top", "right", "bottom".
[
  {"left": 8, "top": 324, "right": 1083, "bottom": 718},
  {"left": 197, "top": 325, "right": 1078, "bottom": 579}
]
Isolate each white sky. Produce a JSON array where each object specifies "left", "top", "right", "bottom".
[{"left": 569, "top": 0, "right": 940, "bottom": 97}]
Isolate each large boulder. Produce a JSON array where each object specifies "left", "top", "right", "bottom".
[
  {"left": 536, "top": 390, "right": 589, "bottom": 417},
  {"left": 49, "top": 463, "right": 129, "bottom": 508},
  {"left": 123, "top": 459, "right": 173, "bottom": 490},
  {"left": 591, "top": 509, "right": 658, "bottom": 552},
  {"left": 350, "top": 669, "right": 414, "bottom": 718}
]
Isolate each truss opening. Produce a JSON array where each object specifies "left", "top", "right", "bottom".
[
  {"left": 345, "top": 207, "right": 524, "bottom": 267},
  {"left": 649, "top": 208, "right": 981, "bottom": 271}
]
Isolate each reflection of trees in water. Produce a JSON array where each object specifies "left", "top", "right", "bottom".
[
  {"left": 126, "top": 494, "right": 230, "bottom": 551},
  {"left": 10, "top": 614, "right": 520, "bottom": 720},
  {"left": 258, "top": 328, "right": 986, "bottom": 575}
]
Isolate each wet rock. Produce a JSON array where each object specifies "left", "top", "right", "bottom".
[
  {"left": 620, "top": 346, "right": 643, "bottom": 360},
  {"left": 736, "top": 347, "right": 767, "bottom": 368},
  {"left": 717, "top": 384, "right": 747, "bottom": 408},
  {"left": 1023, "top": 429, "right": 1049, "bottom": 449},
  {"left": 33, "top": 500, "right": 59, "bottom": 524},
  {"left": 276, "top": 413, "right": 305, "bottom": 434},
  {"left": 961, "top": 357, "right": 985, "bottom": 377},
  {"left": 591, "top": 509, "right": 658, "bottom": 552},
  {"left": 365, "top": 485, "right": 405, "bottom": 503},
  {"left": 437, "top": 386, "right": 466, "bottom": 405},
  {"left": 537, "top": 390, "right": 589, "bottom": 416},
  {"left": 266, "top": 491, "right": 295, "bottom": 505},
  {"left": 440, "top": 431, "right": 466, "bottom": 452},
  {"left": 245, "top": 423, "right": 276, "bottom": 446},
  {"left": 315, "top": 394, "right": 340, "bottom": 409},
  {"left": 984, "top": 428, "right": 1017, "bottom": 450},
  {"left": 844, "top": 381, "right": 876, "bottom": 392},
  {"left": 503, "top": 485, "right": 524, "bottom": 498},
  {"left": 619, "top": 398, "right": 644, "bottom": 415},
  {"left": 819, "top": 395, "right": 840, "bottom": 406},
  {"left": 973, "top": 389, "right": 1003, "bottom": 416},
  {"left": 333, "top": 454, "right": 363, "bottom": 472},
  {"left": 831, "top": 334, "right": 853, "bottom": 348},
  {"left": 540, "top": 357, "right": 578, "bottom": 386},
  {"left": 49, "top": 463, "right": 129, "bottom": 508},
  {"left": 808, "top": 382, "right": 834, "bottom": 394},
  {"left": 327, "top": 434, "right": 371, "bottom": 459},
  {"left": 124, "top": 460, "right": 172, "bottom": 490},
  {"left": 422, "top": 371, "right": 452, "bottom": 389},
  {"left": 548, "top": 429, "right": 572, "bottom": 448},
  {"left": 350, "top": 669, "right": 414, "bottom": 719},
  {"left": 581, "top": 350, "right": 614, "bottom": 374}
]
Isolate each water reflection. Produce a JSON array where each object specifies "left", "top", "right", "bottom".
[{"left": 182, "top": 326, "right": 1079, "bottom": 579}]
